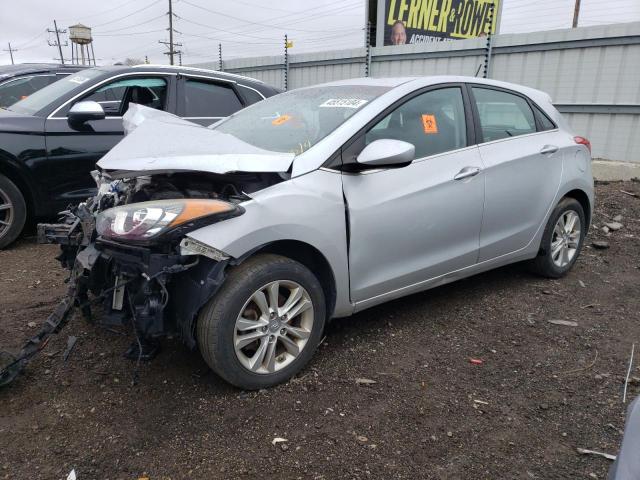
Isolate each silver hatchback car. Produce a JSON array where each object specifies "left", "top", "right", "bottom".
[{"left": 9, "top": 76, "right": 593, "bottom": 390}]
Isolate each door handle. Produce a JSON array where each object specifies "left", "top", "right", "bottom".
[
  {"left": 454, "top": 166, "right": 481, "bottom": 180},
  {"left": 540, "top": 144, "right": 559, "bottom": 155}
]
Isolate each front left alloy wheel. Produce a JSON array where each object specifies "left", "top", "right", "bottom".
[{"left": 197, "top": 254, "right": 326, "bottom": 390}]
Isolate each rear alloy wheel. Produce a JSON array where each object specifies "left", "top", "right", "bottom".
[
  {"left": 550, "top": 210, "right": 581, "bottom": 268},
  {"left": 0, "top": 175, "right": 27, "bottom": 249},
  {"left": 197, "top": 254, "right": 326, "bottom": 390},
  {"left": 530, "top": 197, "right": 585, "bottom": 278}
]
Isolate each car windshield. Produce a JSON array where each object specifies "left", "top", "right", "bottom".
[
  {"left": 7, "top": 69, "right": 104, "bottom": 115},
  {"left": 214, "top": 85, "right": 390, "bottom": 154}
]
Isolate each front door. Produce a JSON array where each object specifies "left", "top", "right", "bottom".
[
  {"left": 342, "top": 86, "right": 485, "bottom": 304},
  {"left": 43, "top": 75, "right": 173, "bottom": 208}
]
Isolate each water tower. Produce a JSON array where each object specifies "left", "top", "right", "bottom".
[{"left": 69, "top": 24, "right": 96, "bottom": 66}]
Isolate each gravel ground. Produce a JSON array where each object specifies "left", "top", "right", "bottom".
[{"left": 0, "top": 181, "right": 639, "bottom": 480}]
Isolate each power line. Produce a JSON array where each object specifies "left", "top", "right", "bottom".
[
  {"left": 219, "top": 0, "right": 293, "bottom": 14},
  {"left": 176, "top": 13, "right": 362, "bottom": 39},
  {"left": 94, "top": 14, "right": 166, "bottom": 34},
  {"left": 14, "top": 30, "right": 47, "bottom": 49},
  {"left": 58, "top": 0, "right": 139, "bottom": 22},
  {"left": 175, "top": 16, "right": 287, "bottom": 41},
  {"left": 92, "top": 0, "right": 163, "bottom": 28},
  {"left": 95, "top": 29, "right": 166, "bottom": 37},
  {"left": 180, "top": 0, "right": 361, "bottom": 33}
]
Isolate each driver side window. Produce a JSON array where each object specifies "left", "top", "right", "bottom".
[
  {"left": 65, "top": 76, "right": 168, "bottom": 117},
  {"left": 365, "top": 87, "right": 467, "bottom": 159}
]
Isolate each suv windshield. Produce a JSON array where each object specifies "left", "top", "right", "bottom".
[
  {"left": 214, "top": 85, "right": 390, "bottom": 154},
  {"left": 7, "top": 69, "right": 104, "bottom": 116}
]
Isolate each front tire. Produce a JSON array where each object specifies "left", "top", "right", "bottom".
[
  {"left": 530, "top": 197, "right": 585, "bottom": 278},
  {"left": 0, "top": 174, "right": 27, "bottom": 249},
  {"left": 197, "top": 254, "right": 326, "bottom": 390}
]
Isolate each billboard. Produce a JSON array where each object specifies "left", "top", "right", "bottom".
[{"left": 377, "top": 0, "right": 501, "bottom": 46}]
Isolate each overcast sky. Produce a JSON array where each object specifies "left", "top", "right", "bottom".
[{"left": 1, "top": 0, "right": 639, "bottom": 66}]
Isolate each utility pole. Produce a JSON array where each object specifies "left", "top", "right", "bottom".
[
  {"left": 159, "top": 0, "right": 181, "bottom": 65},
  {"left": 572, "top": 0, "right": 581, "bottom": 28},
  {"left": 218, "top": 43, "right": 223, "bottom": 71},
  {"left": 47, "top": 20, "right": 67, "bottom": 65},
  {"left": 159, "top": 40, "right": 182, "bottom": 65},
  {"left": 3, "top": 43, "right": 16, "bottom": 64},
  {"left": 168, "top": 0, "right": 174, "bottom": 65}
]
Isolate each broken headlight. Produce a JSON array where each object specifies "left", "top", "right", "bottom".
[{"left": 96, "top": 199, "right": 242, "bottom": 244}]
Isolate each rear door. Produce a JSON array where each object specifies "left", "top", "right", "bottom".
[
  {"left": 177, "top": 76, "right": 245, "bottom": 126},
  {"left": 469, "top": 85, "right": 564, "bottom": 261},
  {"left": 43, "top": 73, "right": 175, "bottom": 207}
]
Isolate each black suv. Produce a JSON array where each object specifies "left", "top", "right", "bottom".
[
  {"left": 0, "top": 63, "right": 84, "bottom": 108},
  {"left": 0, "top": 65, "right": 280, "bottom": 248}
]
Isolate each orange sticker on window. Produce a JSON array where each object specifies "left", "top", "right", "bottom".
[
  {"left": 421, "top": 114, "right": 438, "bottom": 134},
  {"left": 272, "top": 114, "right": 291, "bottom": 126}
]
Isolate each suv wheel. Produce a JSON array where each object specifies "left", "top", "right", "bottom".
[
  {"left": 530, "top": 197, "right": 585, "bottom": 278},
  {"left": 0, "top": 175, "right": 27, "bottom": 249},
  {"left": 197, "top": 254, "right": 326, "bottom": 390}
]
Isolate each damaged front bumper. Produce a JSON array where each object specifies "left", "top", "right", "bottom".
[
  {"left": 89, "top": 237, "right": 229, "bottom": 345},
  {"left": 1, "top": 205, "right": 232, "bottom": 387}
]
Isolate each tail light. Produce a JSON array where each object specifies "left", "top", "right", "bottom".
[{"left": 574, "top": 136, "right": 591, "bottom": 153}]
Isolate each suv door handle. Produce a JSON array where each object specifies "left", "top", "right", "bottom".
[
  {"left": 540, "top": 145, "right": 559, "bottom": 155},
  {"left": 454, "top": 166, "right": 481, "bottom": 180}
]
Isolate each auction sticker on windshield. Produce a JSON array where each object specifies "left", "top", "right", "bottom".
[
  {"left": 320, "top": 98, "right": 368, "bottom": 108},
  {"left": 272, "top": 114, "right": 292, "bottom": 125}
]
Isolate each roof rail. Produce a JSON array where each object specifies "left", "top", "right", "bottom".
[{"left": 130, "top": 64, "right": 264, "bottom": 83}]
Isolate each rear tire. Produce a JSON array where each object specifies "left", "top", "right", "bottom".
[
  {"left": 0, "top": 174, "right": 27, "bottom": 249},
  {"left": 197, "top": 254, "right": 326, "bottom": 390},
  {"left": 530, "top": 197, "right": 585, "bottom": 278}
]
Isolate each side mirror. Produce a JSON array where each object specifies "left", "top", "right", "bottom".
[
  {"left": 68, "top": 101, "right": 105, "bottom": 126},
  {"left": 356, "top": 139, "right": 415, "bottom": 167}
]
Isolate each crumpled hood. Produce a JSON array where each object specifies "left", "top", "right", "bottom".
[{"left": 97, "top": 105, "right": 295, "bottom": 175}]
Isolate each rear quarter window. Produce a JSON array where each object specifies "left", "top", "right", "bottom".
[
  {"left": 533, "top": 104, "right": 556, "bottom": 131},
  {"left": 238, "top": 84, "right": 265, "bottom": 105}
]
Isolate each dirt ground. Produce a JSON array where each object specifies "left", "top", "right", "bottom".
[{"left": 1, "top": 181, "right": 639, "bottom": 480}]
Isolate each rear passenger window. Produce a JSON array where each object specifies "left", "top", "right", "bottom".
[
  {"left": 0, "top": 75, "right": 55, "bottom": 107},
  {"left": 533, "top": 104, "right": 556, "bottom": 131},
  {"left": 472, "top": 87, "right": 536, "bottom": 142},
  {"left": 365, "top": 87, "right": 467, "bottom": 159},
  {"left": 184, "top": 79, "right": 243, "bottom": 117}
]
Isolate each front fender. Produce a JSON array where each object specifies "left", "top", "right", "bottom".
[{"left": 186, "top": 169, "right": 353, "bottom": 317}]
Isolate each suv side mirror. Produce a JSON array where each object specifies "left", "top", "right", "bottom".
[
  {"left": 68, "top": 101, "right": 105, "bottom": 126},
  {"left": 356, "top": 139, "right": 415, "bottom": 167}
]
